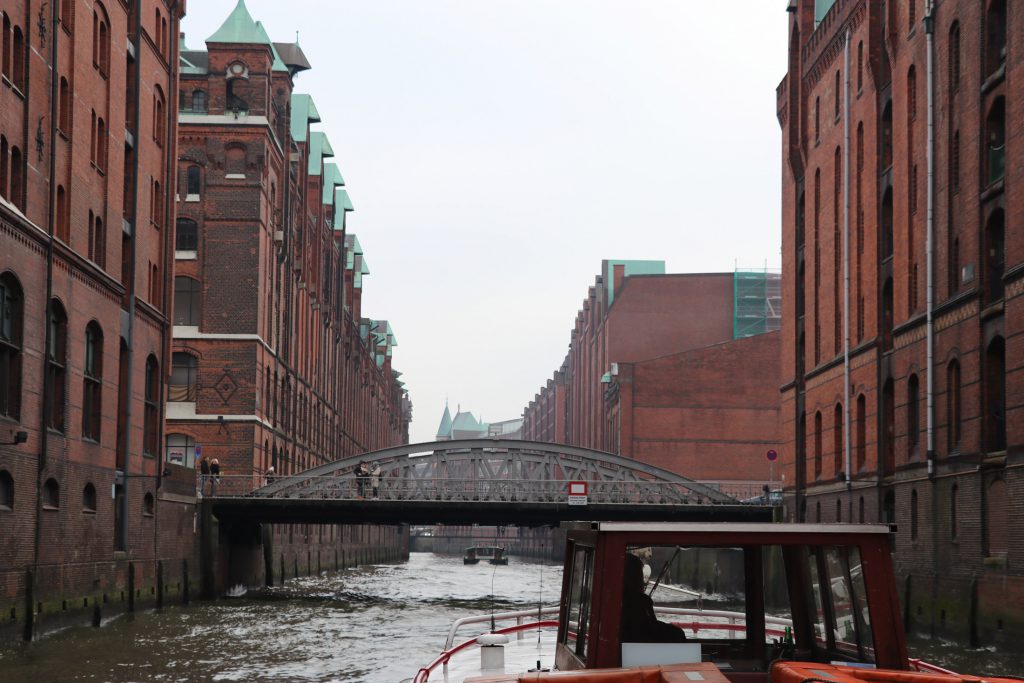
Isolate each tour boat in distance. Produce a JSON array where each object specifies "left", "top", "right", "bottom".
[
  {"left": 464, "top": 546, "right": 510, "bottom": 565},
  {"left": 413, "top": 521, "right": 1020, "bottom": 682}
]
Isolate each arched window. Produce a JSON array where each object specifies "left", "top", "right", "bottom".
[
  {"left": 984, "top": 209, "right": 1005, "bottom": 303},
  {"left": 881, "top": 277, "right": 894, "bottom": 350},
  {"left": 856, "top": 394, "right": 866, "bottom": 471},
  {"left": 96, "top": 117, "right": 106, "bottom": 171},
  {"left": 858, "top": 496, "right": 865, "bottom": 523},
  {"left": 882, "top": 377, "right": 895, "bottom": 475},
  {"left": 814, "top": 411, "right": 823, "bottom": 480},
  {"left": 985, "top": 0, "right": 1007, "bottom": 77},
  {"left": 908, "top": 0, "right": 916, "bottom": 30},
  {"left": 834, "top": 403, "right": 843, "bottom": 476},
  {"left": 986, "top": 98, "right": 1005, "bottom": 185},
  {"left": 0, "top": 273, "right": 24, "bottom": 421},
  {"left": 9, "top": 146, "right": 22, "bottom": 210},
  {"left": 43, "top": 478, "right": 60, "bottom": 509},
  {"left": 90, "top": 214, "right": 105, "bottom": 268},
  {"left": 0, "top": 15, "right": 9, "bottom": 82},
  {"left": 949, "top": 22, "right": 961, "bottom": 93},
  {"left": 881, "top": 186, "right": 894, "bottom": 260},
  {"left": 143, "top": 492, "right": 154, "bottom": 516},
  {"left": 985, "top": 478, "right": 1007, "bottom": 557},
  {"left": 0, "top": 135, "right": 8, "bottom": 199},
  {"left": 881, "top": 101, "right": 893, "bottom": 168},
  {"left": 815, "top": 501, "right": 822, "bottom": 523},
  {"left": 950, "top": 130, "right": 960, "bottom": 195},
  {"left": 814, "top": 96, "right": 820, "bottom": 142},
  {"left": 834, "top": 70, "right": 841, "bottom": 119},
  {"left": 947, "top": 359, "right": 962, "bottom": 452},
  {"left": 836, "top": 498, "right": 842, "bottom": 523},
  {"left": 0, "top": 469, "right": 13, "bottom": 510},
  {"left": 46, "top": 300, "right": 68, "bottom": 432},
  {"left": 143, "top": 355, "right": 159, "bottom": 456},
  {"left": 59, "top": 77, "right": 72, "bottom": 134},
  {"left": 186, "top": 166, "right": 201, "bottom": 197},
  {"left": 153, "top": 86, "right": 166, "bottom": 145},
  {"left": 856, "top": 41, "right": 863, "bottom": 92},
  {"left": 173, "top": 276, "right": 201, "bottom": 326},
  {"left": 883, "top": 490, "right": 896, "bottom": 524},
  {"left": 910, "top": 489, "right": 919, "bottom": 541},
  {"left": 82, "top": 483, "right": 97, "bottom": 512},
  {"left": 55, "top": 186, "right": 69, "bottom": 242},
  {"left": 60, "top": 0, "right": 74, "bottom": 32},
  {"left": 984, "top": 337, "right": 1006, "bottom": 453},
  {"left": 191, "top": 90, "right": 207, "bottom": 113},
  {"left": 175, "top": 219, "right": 198, "bottom": 252},
  {"left": 12, "top": 26, "right": 24, "bottom": 91},
  {"left": 165, "top": 433, "right": 196, "bottom": 468},
  {"left": 92, "top": 5, "right": 109, "bottom": 76},
  {"left": 950, "top": 483, "right": 958, "bottom": 539},
  {"left": 83, "top": 322, "right": 103, "bottom": 441},
  {"left": 169, "top": 352, "right": 197, "bottom": 402},
  {"left": 227, "top": 77, "right": 249, "bottom": 112},
  {"left": 907, "top": 373, "right": 920, "bottom": 456}
]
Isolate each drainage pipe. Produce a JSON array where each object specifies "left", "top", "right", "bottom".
[
  {"left": 925, "top": 1, "right": 936, "bottom": 477},
  {"left": 843, "top": 28, "right": 852, "bottom": 489}
]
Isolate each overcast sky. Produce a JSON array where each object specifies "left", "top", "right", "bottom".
[{"left": 182, "top": 1, "right": 790, "bottom": 444}]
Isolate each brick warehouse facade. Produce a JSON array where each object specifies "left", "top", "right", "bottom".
[
  {"left": 172, "top": 4, "right": 410, "bottom": 586},
  {"left": 0, "top": 0, "right": 412, "bottom": 640},
  {"left": 0, "top": 0, "right": 188, "bottom": 637},
  {"left": 779, "top": 0, "right": 1023, "bottom": 645},
  {"left": 523, "top": 261, "right": 782, "bottom": 492}
]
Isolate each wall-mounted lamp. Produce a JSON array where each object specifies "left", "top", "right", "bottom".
[{"left": 2, "top": 431, "right": 29, "bottom": 446}]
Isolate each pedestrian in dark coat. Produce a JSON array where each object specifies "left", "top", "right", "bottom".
[
  {"left": 199, "top": 457, "right": 210, "bottom": 495},
  {"left": 210, "top": 458, "right": 221, "bottom": 496}
]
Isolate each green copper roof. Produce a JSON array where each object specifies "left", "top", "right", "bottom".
[
  {"left": 308, "top": 132, "right": 334, "bottom": 176},
  {"left": 207, "top": 0, "right": 267, "bottom": 45},
  {"left": 336, "top": 188, "right": 354, "bottom": 212},
  {"left": 254, "top": 22, "right": 288, "bottom": 72},
  {"left": 290, "top": 94, "right": 320, "bottom": 143},
  {"left": 436, "top": 404, "right": 453, "bottom": 438},
  {"left": 604, "top": 259, "right": 665, "bottom": 305},
  {"left": 322, "top": 164, "right": 345, "bottom": 205}
]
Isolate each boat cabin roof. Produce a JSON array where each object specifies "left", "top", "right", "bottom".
[{"left": 556, "top": 522, "right": 906, "bottom": 676}]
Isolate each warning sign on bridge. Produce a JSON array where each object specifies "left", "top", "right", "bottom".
[{"left": 568, "top": 481, "right": 588, "bottom": 506}]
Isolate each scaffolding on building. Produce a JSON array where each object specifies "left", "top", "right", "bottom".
[{"left": 733, "top": 268, "right": 782, "bottom": 339}]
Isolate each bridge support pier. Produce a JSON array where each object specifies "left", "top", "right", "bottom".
[{"left": 199, "top": 499, "right": 267, "bottom": 598}]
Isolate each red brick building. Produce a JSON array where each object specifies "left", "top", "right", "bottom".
[
  {"left": 0, "top": 0, "right": 186, "bottom": 635},
  {"left": 779, "top": 0, "right": 1022, "bottom": 644},
  {"left": 523, "top": 261, "right": 782, "bottom": 488},
  {"left": 170, "top": 2, "right": 410, "bottom": 491}
]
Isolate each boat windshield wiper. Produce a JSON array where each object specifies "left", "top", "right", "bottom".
[{"left": 648, "top": 545, "right": 682, "bottom": 596}]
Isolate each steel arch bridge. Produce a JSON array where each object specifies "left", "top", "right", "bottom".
[{"left": 230, "top": 439, "right": 739, "bottom": 505}]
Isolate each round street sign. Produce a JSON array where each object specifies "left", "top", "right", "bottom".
[{"left": 766, "top": 449, "right": 778, "bottom": 461}]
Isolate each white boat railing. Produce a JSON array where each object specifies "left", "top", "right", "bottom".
[{"left": 443, "top": 605, "right": 560, "bottom": 650}]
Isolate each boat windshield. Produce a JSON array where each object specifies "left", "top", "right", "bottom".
[{"left": 622, "top": 543, "right": 876, "bottom": 668}]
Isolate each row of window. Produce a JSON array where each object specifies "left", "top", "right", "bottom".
[
  {"left": 810, "top": 338, "right": 1005, "bottom": 480},
  {"left": 805, "top": 477, "right": 1008, "bottom": 557},
  {"left": 1, "top": 13, "right": 27, "bottom": 92},
  {"left": 0, "top": 470, "right": 155, "bottom": 517},
  {"left": 0, "top": 135, "right": 24, "bottom": 210},
  {"left": 0, "top": 273, "right": 161, "bottom": 456}
]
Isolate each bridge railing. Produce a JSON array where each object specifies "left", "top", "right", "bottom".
[{"left": 203, "top": 475, "right": 779, "bottom": 505}]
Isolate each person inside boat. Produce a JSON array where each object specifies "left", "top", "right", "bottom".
[{"left": 621, "top": 553, "right": 687, "bottom": 643}]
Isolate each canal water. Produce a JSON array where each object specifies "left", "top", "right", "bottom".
[{"left": 0, "top": 552, "right": 1019, "bottom": 682}]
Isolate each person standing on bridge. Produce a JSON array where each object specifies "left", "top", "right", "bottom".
[
  {"left": 199, "top": 456, "right": 210, "bottom": 496},
  {"left": 355, "top": 461, "right": 369, "bottom": 499},
  {"left": 371, "top": 463, "right": 381, "bottom": 499},
  {"left": 210, "top": 458, "right": 221, "bottom": 496}
]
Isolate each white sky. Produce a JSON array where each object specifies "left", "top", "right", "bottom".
[{"left": 181, "top": 1, "right": 790, "bottom": 444}]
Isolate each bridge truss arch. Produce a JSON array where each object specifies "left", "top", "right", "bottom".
[{"left": 257, "top": 439, "right": 737, "bottom": 505}]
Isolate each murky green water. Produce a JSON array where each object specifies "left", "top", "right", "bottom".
[{"left": 0, "top": 553, "right": 1018, "bottom": 682}]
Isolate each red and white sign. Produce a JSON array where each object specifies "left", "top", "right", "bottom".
[{"left": 568, "top": 481, "right": 588, "bottom": 506}]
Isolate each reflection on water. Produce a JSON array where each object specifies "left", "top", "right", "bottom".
[
  {"left": 0, "top": 553, "right": 563, "bottom": 683},
  {"left": 905, "top": 634, "right": 1024, "bottom": 676}
]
